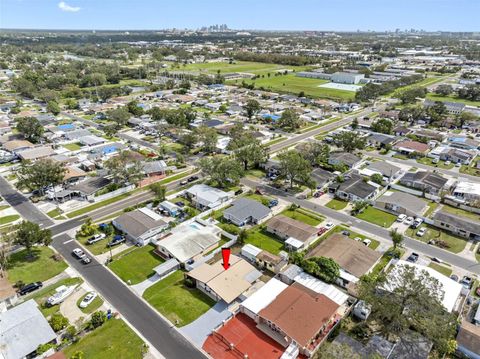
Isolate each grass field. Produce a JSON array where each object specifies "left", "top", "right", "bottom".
[
  {"left": 0, "top": 214, "right": 20, "bottom": 225},
  {"left": 64, "top": 318, "right": 146, "bottom": 359},
  {"left": 244, "top": 227, "right": 284, "bottom": 255},
  {"left": 426, "top": 93, "right": 480, "bottom": 107},
  {"left": 390, "top": 75, "right": 451, "bottom": 97},
  {"left": 178, "top": 60, "right": 306, "bottom": 75},
  {"left": 406, "top": 225, "right": 467, "bottom": 253},
  {"left": 428, "top": 262, "right": 453, "bottom": 277},
  {"left": 109, "top": 244, "right": 164, "bottom": 285},
  {"left": 143, "top": 270, "right": 215, "bottom": 327},
  {"left": 325, "top": 198, "right": 348, "bottom": 210},
  {"left": 7, "top": 247, "right": 67, "bottom": 284},
  {"left": 280, "top": 208, "right": 324, "bottom": 226},
  {"left": 355, "top": 207, "right": 397, "bottom": 228},
  {"left": 416, "top": 157, "right": 454, "bottom": 170},
  {"left": 63, "top": 143, "right": 83, "bottom": 151}
]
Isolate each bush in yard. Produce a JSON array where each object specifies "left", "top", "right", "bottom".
[
  {"left": 63, "top": 325, "right": 78, "bottom": 341},
  {"left": 36, "top": 343, "right": 56, "bottom": 355},
  {"left": 89, "top": 311, "right": 107, "bottom": 329},
  {"left": 78, "top": 217, "right": 96, "bottom": 237},
  {"left": 220, "top": 224, "right": 240, "bottom": 235},
  {"left": 49, "top": 313, "right": 69, "bottom": 332},
  {"left": 70, "top": 351, "right": 85, "bottom": 359}
]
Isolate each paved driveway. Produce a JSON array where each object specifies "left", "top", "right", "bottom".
[{"left": 180, "top": 301, "right": 232, "bottom": 346}]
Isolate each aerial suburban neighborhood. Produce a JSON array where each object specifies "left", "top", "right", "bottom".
[{"left": 0, "top": 1, "right": 480, "bottom": 359}]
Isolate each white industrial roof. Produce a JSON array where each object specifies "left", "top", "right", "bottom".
[
  {"left": 294, "top": 271, "right": 349, "bottom": 306},
  {"left": 241, "top": 278, "right": 288, "bottom": 315},
  {"left": 454, "top": 181, "right": 480, "bottom": 195},
  {"left": 386, "top": 260, "right": 463, "bottom": 313}
]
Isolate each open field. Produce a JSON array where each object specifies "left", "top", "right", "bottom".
[
  {"left": 143, "top": 270, "right": 215, "bottom": 326},
  {"left": 176, "top": 61, "right": 307, "bottom": 75},
  {"left": 355, "top": 207, "right": 397, "bottom": 228},
  {"left": 426, "top": 93, "right": 480, "bottom": 107}
]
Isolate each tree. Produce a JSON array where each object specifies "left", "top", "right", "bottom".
[
  {"left": 298, "top": 255, "right": 340, "bottom": 284},
  {"left": 104, "top": 151, "right": 144, "bottom": 186},
  {"left": 398, "top": 87, "right": 426, "bottom": 104},
  {"left": 126, "top": 100, "right": 144, "bottom": 117},
  {"left": 317, "top": 342, "right": 361, "bottom": 359},
  {"left": 276, "top": 109, "right": 302, "bottom": 131},
  {"left": 79, "top": 217, "right": 96, "bottom": 237},
  {"left": 16, "top": 159, "right": 67, "bottom": 194},
  {"left": 359, "top": 264, "right": 457, "bottom": 354},
  {"left": 198, "top": 156, "right": 244, "bottom": 188},
  {"left": 107, "top": 107, "right": 131, "bottom": 127},
  {"left": 195, "top": 126, "right": 218, "bottom": 153},
  {"left": 390, "top": 228, "right": 404, "bottom": 249},
  {"left": 435, "top": 84, "right": 453, "bottom": 96},
  {"left": 298, "top": 142, "right": 329, "bottom": 166},
  {"left": 456, "top": 111, "right": 478, "bottom": 128},
  {"left": 352, "top": 200, "right": 369, "bottom": 214},
  {"left": 237, "top": 229, "right": 247, "bottom": 244},
  {"left": 351, "top": 118, "right": 359, "bottom": 130},
  {"left": 150, "top": 183, "right": 166, "bottom": 201},
  {"left": 426, "top": 101, "right": 447, "bottom": 123},
  {"left": 0, "top": 235, "right": 12, "bottom": 279},
  {"left": 370, "top": 173, "right": 384, "bottom": 185},
  {"left": 371, "top": 118, "right": 393, "bottom": 134},
  {"left": 16, "top": 117, "right": 44, "bottom": 143},
  {"left": 234, "top": 141, "right": 269, "bottom": 170},
  {"left": 244, "top": 99, "right": 261, "bottom": 120},
  {"left": 179, "top": 132, "right": 197, "bottom": 153},
  {"left": 49, "top": 313, "right": 69, "bottom": 332},
  {"left": 277, "top": 150, "right": 312, "bottom": 188},
  {"left": 46, "top": 100, "right": 61, "bottom": 115},
  {"left": 89, "top": 311, "right": 107, "bottom": 329},
  {"left": 333, "top": 132, "right": 366, "bottom": 153},
  {"left": 14, "top": 221, "right": 52, "bottom": 257}
]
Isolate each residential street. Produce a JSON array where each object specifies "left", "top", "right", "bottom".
[{"left": 241, "top": 177, "right": 480, "bottom": 275}]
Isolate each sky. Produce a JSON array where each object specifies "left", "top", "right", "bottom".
[{"left": 0, "top": 0, "right": 479, "bottom": 32}]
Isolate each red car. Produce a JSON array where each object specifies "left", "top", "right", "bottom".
[
  {"left": 476, "top": 287, "right": 480, "bottom": 297},
  {"left": 313, "top": 191, "right": 324, "bottom": 198},
  {"left": 317, "top": 227, "right": 327, "bottom": 236}
]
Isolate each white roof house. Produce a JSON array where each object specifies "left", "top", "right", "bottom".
[
  {"left": 241, "top": 244, "right": 263, "bottom": 262},
  {"left": 186, "top": 184, "right": 232, "bottom": 209},
  {"left": 385, "top": 260, "right": 463, "bottom": 313},
  {"left": 452, "top": 181, "right": 480, "bottom": 202},
  {"left": 156, "top": 220, "right": 222, "bottom": 263},
  {"left": 241, "top": 278, "right": 288, "bottom": 317},
  {"left": 293, "top": 271, "right": 349, "bottom": 306},
  {"left": 0, "top": 299, "right": 57, "bottom": 359}
]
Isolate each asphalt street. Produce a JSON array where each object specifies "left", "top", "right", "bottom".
[
  {"left": 241, "top": 177, "right": 480, "bottom": 275},
  {"left": 53, "top": 233, "right": 207, "bottom": 359}
]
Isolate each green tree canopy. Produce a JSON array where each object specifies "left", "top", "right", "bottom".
[
  {"left": 16, "top": 159, "right": 66, "bottom": 194},
  {"left": 16, "top": 117, "right": 44, "bottom": 143},
  {"left": 277, "top": 150, "right": 312, "bottom": 188},
  {"left": 14, "top": 221, "right": 52, "bottom": 257}
]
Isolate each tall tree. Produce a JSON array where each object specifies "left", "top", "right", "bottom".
[
  {"left": 244, "top": 99, "right": 261, "bottom": 120},
  {"left": 276, "top": 109, "right": 302, "bottom": 132},
  {"left": 16, "top": 159, "right": 66, "bottom": 194},
  {"left": 277, "top": 150, "right": 312, "bottom": 188},
  {"left": 14, "top": 221, "right": 52, "bottom": 257},
  {"left": 16, "top": 117, "right": 44, "bottom": 143},
  {"left": 104, "top": 151, "right": 144, "bottom": 186},
  {"left": 333, "top": 132, "right": 366, "bottom": 153},
  {"left": 198, "top": 156, "right": 244, "bottom": 188},
  {"left": 234, "top": 141, "right": 269, "bottom": 170},
  {"left": 195, "top": 126, "right": 218, "bottom": 153},
  {"left": 107, "top": 107, "right": 131, "bottom": 127}
]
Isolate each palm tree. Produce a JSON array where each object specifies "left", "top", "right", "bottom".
[{"left": 390, "top": 228, "right": 404, "bottom": 249}]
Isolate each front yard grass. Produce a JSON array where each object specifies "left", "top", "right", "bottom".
[
  {"left": 280, "top": 208, "right": 324, "bottom": 226},
  {"left": 0, "top": 214, "right": 20, "bottom": 225},
  {"left": 325, "top": 225, "right": 380, "bottom": 250},
  {"left": 143, "top": 270, "right": 215, "bottom": 327},
  {"left": 7, "top": 246, "right": 67, "bottom": 285},
  {"left": 77, "top": 294, "right": 104, "bottom": 314},
  {"left": 416, "top": 157, "right": 454, "bottom": 169},
  {"left": 64, "top": 318, "right": 146, "bottom": 359},
  {"left": 244, "top": 227, "right": 284, "bottom": 255},
  {"left": 441, "top": 204, "right": 480, "bottom": 221},
  {"left": 355, "top": 206, "right": 397, "bottom": 228},
  {"left": 428, "top": 262, "right": 453, "bottom": 277},
  {"left": 424, "top": 201, "right": 439, "bottom": 218},
  {"left": 325, "top": 198, "right": 348, "bottom": 210},
  {"left": 109, "top": 244, "right": 164, "bottom": 285},
  {"left": 406, "top": 225, "right": 467, "bottom": 254},
  {"left": 63, "top": 142, "right": 83, "bottom": 151},
  {"left": 76, "top": 229, "right": 118, "bottom": 256}
]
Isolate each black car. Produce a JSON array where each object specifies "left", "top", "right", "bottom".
[
  {"left": 187, "top": 176, "right": 199, "bottom": 182},
  {"left": 19, "top": 282, "right": 43, "bottom": 296},
  {"left": 234, "top": 189, "right": 243, "bottom": 196},
  {"left": 175, "top": 201, "right": 185, "bottom": 207},
  {"left": 407, "top": 252, "right": 419, "bottom": 263}
]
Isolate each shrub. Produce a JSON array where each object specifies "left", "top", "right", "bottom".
[{"left": 89, "top": 311, "right": 107, "bottom": 329}]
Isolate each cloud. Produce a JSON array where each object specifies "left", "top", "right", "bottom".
[{"left": 58, "top": 1, "right": 81, "bottom": 12}]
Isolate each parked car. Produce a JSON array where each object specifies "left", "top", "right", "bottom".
[
  {"left": 317, "top": 227, "right": 327, "bottom": 236},
  {"left": 19, "top": 282, "right": 43, "bottom": 296},
  {"left": 341, "top": 230, "right": 350, "bottom": 236},
  {"left": 325, "top": 222, "right": 334, "bottom": 230},
  {"left": 460, "top": 276, "right": 473, "bottom": 289},
  {"left": 455, "top": 162, "right": 461, "bottom": 167},
  {"left": 431, "top": 257, "right": 442, "bottom": 263},
  {"left": 354, "top": 237, "right": 362, "bottom": 242},
  {"left": 180, "top": 180, "right": 188, "bottom": 186},
  {"left": 445, "top": 160, "right": 451, "bottom": 165},
  {"left": 407, "top": 252, "right": 419, "bottom": 263},
  {"left": 313, "top": 191, "right": 324, "bottom": 198},
  {"left": 362, "top": 239, "right": 372, "bottom": 246},
  {"left": 268, "top": 199, "right": 278, "bottom": 208},
  {"left": 72, "top": 248, "right": 86, "bottom": 259},
  {"left": 81, "top": 256, "right": 91, "bottom": 264},
  {"left": 416, "top": 227, "right": 427, "bottom": 237},
  {"left": 108, "top": 235, "right": 126, "bottom": 247},
  {"left": 175, "top": 201, "right": 185, "bottom": 207},
  {"left": 396, "top": 214, "right": 407, "bottom": 222},
  {"left": 411, "top": 218, "right": 423, "bottom": 229},
  {"left": 432, "top": 158, "right": 439, "bottom": 164},
  {"left": 234, "top": 189, "right": 243, "bottom": 196},
  {"left": 79, "top": 292, "right": 98, "bottom": 308},
  {"left": 404, "top": 217, "right": 414, "bottom": 226},
  {"left": 450, "top": 274, "right": 459, "bottom": 282},
  {"left": 87, "top": 233, "right": 106, "bottom": 245},
  {"left": 187, "top": 176, "right": 199, "bottom": 183}
]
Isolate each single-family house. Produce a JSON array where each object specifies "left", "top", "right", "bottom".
[
  {"left": 439, "top": 148, "right": 476, "bottom": 164},
  {"left": 69, "top": 176, "right": 111, "bottom": 199},
  {"left": 432, "top": 211, "right": 480, "bottom": 240},
  {"left": 222, "top": 198, "right": 271, "bottom": 226},
  {"left": 452, "top": 181, "right": 480, "bottom": 205},
  {"left": 363, "top": 161, "right": 402, "bottom": 182},
  {"left": 255, "top": 251, "right": 287, "bottom": 273},
  {"left": 185, "top": 184, "right": 231, "bottom": 210},
  {"left": 186, "top": 255, "right": 261, "bottom": 304},
  {"left": 311, "top": 168, "right": 335, "bottom": 188},
  {"left": 366, "top": 133, "right": 397, "bottom": 148},
  {"left": 447, "top": 136, "right": 480, "bottom": 151},
  {"left": 393, "top": 140, "right": 430, "bottom": 156},
  {"left": 158, "top": 201, "right": 181, "bottom": 217},
  {"left": 266, "top": 215, "right": 317, "bottom": 247},
  {"left": 112, "top": 208, "right": 168, "bottom": 246},
  {"left": 2, "top": 140, "right": 34, "bottom": 154},
  {"left": 241, "top": 243, "right": 263, "bottom": 263},
  {"left": 399, "top": 171, "right": 448, "bottom": 196},
  {"left": 330, "top": 174, "right": 378, "bottom": 202},
  {"left": 328, "top": 152, "right": 362, "bottom": 169},
  {"left": 375, "top": 191, "right": 428, "bottom": 217},
  {"left": 142, "top": 160, "right": 168, "bottom": 177},
  {"left": 0, "top": 300, "right": 57, "bottom": 359},
  {"left": 456, "top": 321, "right": 480, "bottom": 359},
  {"left": 17, "top": 145, "right": 55, "bottom": 161}
]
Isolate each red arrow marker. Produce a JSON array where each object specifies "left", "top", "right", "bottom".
[{"left": 221, "top": 248, "right": 231, "bottom": 270}]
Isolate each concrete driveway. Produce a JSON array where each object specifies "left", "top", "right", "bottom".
[{"left": 180, "top": 301, "right": 232, "bottom": 346}]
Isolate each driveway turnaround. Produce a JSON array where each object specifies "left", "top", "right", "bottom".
[{"left": 180, "top": 301, "right": 232, "bottom": 346}]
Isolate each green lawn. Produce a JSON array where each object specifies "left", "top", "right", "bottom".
[
  {"left": 325, "top": 198, "right": 348, "bottom": 210},
  {"left": 355, "top": 207, "right": 397, "bottom": 228},
  {"left": 460, "top": 163, "right": 480, "bottom": 176},
  {"left": 441, "top": 204, "right": 480, "bottom": 221},
  {"left": 428, "top": 262, "right": 453, "bottom": 277},
  {"left": 76, "top": 230, "right": 117, "bottom": 256},
  {"left": 264, "top": 136, "right": 285, "bottom": 147},
  {"left": 67, "top": 192, "right": 132, "bottom": 218},
  {"left": 406, "top": 225, "right": 467, "bottom": 254},
  {"left": 426, "top": 93, "right": 480, "bottom": 107},
  {"left": 245, "top": 227, "right": 284, "bottom": 255},
  {"left": 424, "top": 201, "right": 439, "bottom": 218},
  {"left": 323, "top": 225, "right": 380, "bottom": 250},
  {"left": 47, "top": 208, "right": 63, "bottom": 218},
  {"left": 416, "top": 157, "right": 454, "bottom": 170},
  {"left": 63, "top": 142, "right": 83, "bottom": 151},
  {"left": 76, "top": 294, "right": 104, "bottom": 314},
  {"left": 179, "top": 60, "right": 306, "bottom": 75},
  {"left": 0, "top": 215, "right": 20, "bottom": 225},
  {"left": 64, "top": 318, "right": 146, "bottom": 359},
  {"left": 0, "top": 205, "right": 9, "bottom": 211},
  {"left": 7, "top": 247, "right": 67, "bottom": 284},
  {"left": 243, "top": 193, "right": 272, "bottom": 206},
  {"left": 109, "top": 244, "right": 164, "bottom": 285},
  {"left": 280, "top": 208, "right": 324, "bottom": 226},
  {"left": 143, "top": 270, "right": 215, "bottom": 327}
]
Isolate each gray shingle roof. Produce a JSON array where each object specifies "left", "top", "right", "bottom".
[
  {"left": 223, "top": 198, "right": 270, "bottom": 223},
  {"left": 433, "top": 211, "right": 480, "bottom": 236}
]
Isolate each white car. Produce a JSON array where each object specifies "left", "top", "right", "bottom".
[
  {"left": 362, "top": 238, "right": 372, "bottom": 246},
  {"left": 324, "top": 222, "right": 334, "bottom": 230},
  {"left": 79, "top": 292, "right": 97, "bottom": 308},
  {"left": 87, "top": 233, "right": 106, "bottom": 245},
  {"left": 72, "top": 248, "right": 85, "bottom": 259},
  {"left": 354, "top": 237, "right": 362, "bottom": 242},
  {"left": 404, "top": 217, "right": 414, "bottom": 226},
  {"left": 396, "top": 214, "right": 407, "bottom": 222},
  {"left": 416, "top": 227, "right": 427, "bottom": 237}
]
